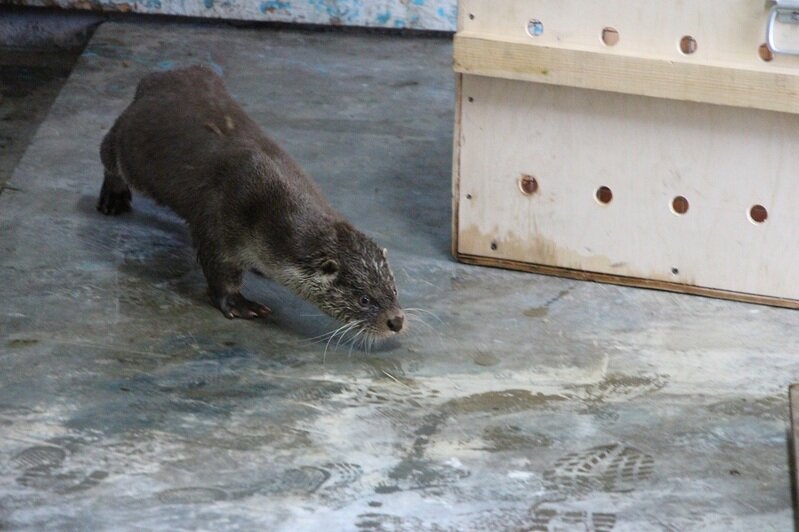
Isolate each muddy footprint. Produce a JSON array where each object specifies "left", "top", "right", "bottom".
[{"left": 544, "top": 443, "right": 654, "bottom": 494}]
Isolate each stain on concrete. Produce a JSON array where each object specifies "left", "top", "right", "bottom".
[
  {"left": 575, "top": 373, "right": 668, "bottom": 403},
  {"left": 523, "top": 307, "right": 548, "bottom": 318},
  {"left": 481, "top": 424, "right": 553, "bottom": 452},
  {"left": 472, "top": 351, "right": 499, "bottom": 366},
  {"left": 158, "top": 486, "right": 229, "bottom": 504},
  {"left": 708, "top": 394, "right": 788, "bottom": 420},
  {"left": 7, "top": 338, "right": 39, "bottom": 348},
  {"left": 442, "top": 390, "right": 567, "bottom": 415}
]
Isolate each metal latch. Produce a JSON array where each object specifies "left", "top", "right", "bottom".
[{"left": 767, "top": 0, "right": 799, "bottom": 55}]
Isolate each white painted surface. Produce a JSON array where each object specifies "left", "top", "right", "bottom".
[{"left": 20, "top": 0, "right": 458, "bottom": 30}]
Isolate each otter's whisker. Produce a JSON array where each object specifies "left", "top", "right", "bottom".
[
  {"left": 381, "top": 369, "right": 413, "bottom": 389},
  {"left": 335, "top": 320, "right": 362, "bottom": 353},
  {"left": 301, "top": 325, "right": 344, "bottom": 345},
  {"left": 405, "top": 312, "right": 433, "bottom": 331},
  {"left": 405, "top": 312, "right": 443, "bottom": 337},
  {"left": 407, "top": 315, "right": 446, "bottom": 349},
  {"left": 403, "top": 307, "right": 444, "bottom": 324},
  {"left": 348, "top": 328, "right": 365, "bottom": 358},
  {"left": 301, "top": 333, "right": 344, "bottom": 348},
  {"left": 351, "top": 330, "right": 367, "bottom": 357},
  {"left": 323, "top": 321, "right": 355, "bottom": 363},
  {"left": 364, "top": 331, "right": 376, "bottom": 357}
]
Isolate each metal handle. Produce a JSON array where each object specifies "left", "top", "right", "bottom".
[{"left": 767, "top": 0, "right": 799, "bottom": 55}]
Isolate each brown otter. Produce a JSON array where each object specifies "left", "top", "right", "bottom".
[{"left": 97, "top": 65, "right": 404, "bottom": 339}]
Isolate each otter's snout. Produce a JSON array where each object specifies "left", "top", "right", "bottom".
[{"left": 386, "top": 312, "right": 405, "bottom": 333}]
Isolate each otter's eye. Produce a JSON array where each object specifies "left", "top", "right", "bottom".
[{"left": 359, "top": 294, "right": 371, "bottom": 307}]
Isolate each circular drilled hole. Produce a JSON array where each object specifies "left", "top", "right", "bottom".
[
  {"left": 467, "top": 96, "right": 474, "bottom": 102},
  {"left": 671, "top": 196, "right": 689, "bottom": 215},
  {"left": 759, "top": 43, "right": 774, "bottom": 62},
  {"left": 680, "top": 36, "right": 697, "bottom": 55},
  {"left": 595, "top": 186, "right": 613, "bottom": 205},
  {"left": 468, "top": 13, "right": 475, "bottom": 20},
  {"left": 602, "top": 27, "right": 619, "bottom": 46},
  {"left": 466, "top": 193, "right": 473, "bottom": 200},
  {"left": 519, "top": 174, "right": 538, "bottom": 195},
  {"left": 671, "top": 267, "right": 680, "bottom": 276},
  {"left": 526, "top": 19, "right": 544, "bottom": 38},
  {"left": 749, "top": 204, "right": 768, "bottom": 224},
  {"left": 490, "top": 241, "right": 498, "bottom": 251}
]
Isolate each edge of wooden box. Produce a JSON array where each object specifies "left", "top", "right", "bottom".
[
  {"left": 456, "top": 252, "right": 799, "bottom": 310},
  {"left": 451, "top": 72, "right": 464, "bottom": 259}
]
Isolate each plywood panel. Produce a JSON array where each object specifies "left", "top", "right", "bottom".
[
  {"left": 455, "top": 74, "right": 799, "bottom": 302},
  {"left": 454, "top": 0, "right": 799, "bottom": 114},
  {"left": 458, "top": 0, "right": 799, "bottom": 68},
  {"left": 454, "top": 35, "right": 799, "bottom": 115}
]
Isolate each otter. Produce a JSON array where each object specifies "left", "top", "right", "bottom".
[{"left": 97, "top": 65, "right": 405, "bottom": 339}]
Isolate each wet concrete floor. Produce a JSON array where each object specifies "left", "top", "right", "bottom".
[
  {"left": 2, "top": 20, "right": 799, "bottom": 531},
  {"left": 0, "top": 50, "right": 79, "bottom": 190}
]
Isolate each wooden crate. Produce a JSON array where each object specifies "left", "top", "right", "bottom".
[{"left": 452, "top": 0, "right": 799, "bottom": 308}]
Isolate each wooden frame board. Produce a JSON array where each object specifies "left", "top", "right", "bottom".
[
  {"left": 455, "top": 0, "right": 799, "bottom": 114},
  {"left": 452, "top": 74, "right": 799, "bottom": 307},
  {"left": 790, "top": 384, "right": 799, "bottom": 505}
]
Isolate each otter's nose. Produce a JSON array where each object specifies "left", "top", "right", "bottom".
[{"left": 387, "top": 313, "right": 404, "bottom": 333}]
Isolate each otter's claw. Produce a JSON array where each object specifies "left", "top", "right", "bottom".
[
  {"left": 218, "top": 293, "right": 271, "bottom": 320},
  {"left": 97, "top": 188, "right": 132, "bottom": 215}
]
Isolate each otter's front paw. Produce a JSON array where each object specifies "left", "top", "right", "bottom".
[
  {"left": 217, "top": 293, "right": 271, "bottom": 320},
  {"left": 97, "top": 188, "right": 132, "bottom": 215}
]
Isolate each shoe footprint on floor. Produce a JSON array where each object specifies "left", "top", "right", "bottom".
[
  {"left": 544, "top": 443, "right": 654, "bottom": 494},
  {"left": 13, "top": 444, "right": 108, "bottom": 494},
  {"left": 529, "top": 504, "right": 617, "bottom": 532}
]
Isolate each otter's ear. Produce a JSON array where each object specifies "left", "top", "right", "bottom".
[{"left": 320, "top": 259, "right": 339, "bottom": 277}]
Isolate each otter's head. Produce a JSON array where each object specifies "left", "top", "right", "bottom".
[{"left": 297, "top": 221, "right": 404, "bottom": 339}]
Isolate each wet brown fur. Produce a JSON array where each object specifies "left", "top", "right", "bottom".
[{"left": 98, "top": 65, "right": 404, "bottom": 337}]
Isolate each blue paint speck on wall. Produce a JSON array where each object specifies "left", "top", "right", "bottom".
[
  {"left": 412, "top": 0, "right": 424, "bottom": 4},
  {"left": 141, "top": 0, "right": 162, "bottom": 8},
  {"left": 203, "top": 0, "right": 213, "bottom": 8},
  {"left": 376, "top": 11, "right": 391, "bottom": 25},
  {"left": 306, "top": 0, "right": 360, "bottom": 23},
  {"left": 260, "top": 0, "right": 290, "bottom": 13}
]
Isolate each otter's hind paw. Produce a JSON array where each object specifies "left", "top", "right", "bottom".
[
  {"left": 218, "top": 293, "right": 271, "bottom": 320},
  {"left": 97, "top": 188, "right": 132, "bottom": 215}
]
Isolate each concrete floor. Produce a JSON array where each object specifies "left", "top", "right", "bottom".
[
  {"left": 2, "top": 20, "right": 799, "bottom": 531},
  {"left": 0, "top": 51, "right": 78, "bottom": 189}
]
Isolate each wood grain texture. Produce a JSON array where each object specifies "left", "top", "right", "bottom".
[
  {"left": 458, "top": 0, "right": 799, "bottom": 68},
  {"left": 455, "top": 0, "right": 799, "bottom": 113},
  {"left": 454, "top": 34, "right": 799, "bottom": 114},
  {"left": 453, "top": 74, "right": 799, "bottom": 305}
]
